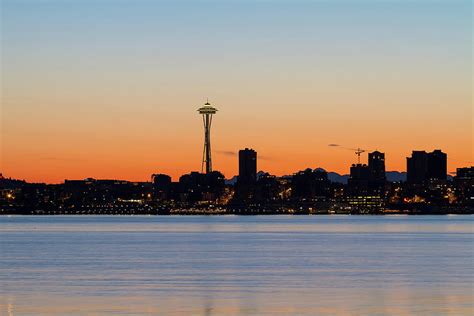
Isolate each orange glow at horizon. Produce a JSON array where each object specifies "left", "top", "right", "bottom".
[
  {"left": 2, "top": 94, "right": 472, "bottom": 183},
  {"left": 1, "top": 1, "right": 472, "bottom": 183}
]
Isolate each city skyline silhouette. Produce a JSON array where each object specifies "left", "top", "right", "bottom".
[{"left": 1, "top": 2, "right": 473, "bottom": 315}]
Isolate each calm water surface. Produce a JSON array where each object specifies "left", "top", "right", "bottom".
[{"left": 0, "top": 215, "right": 473, "bottom": 315}]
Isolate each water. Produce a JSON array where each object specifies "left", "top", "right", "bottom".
[{"left": 0, "top": 215, "right": 473, "bottom": 315}]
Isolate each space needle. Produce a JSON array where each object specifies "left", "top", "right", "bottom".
[{"left": 198, "top": 99, "right": 218, "bottom": 174}]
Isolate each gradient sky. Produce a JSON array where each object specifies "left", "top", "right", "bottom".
[{"left": 1, "top": 0, "right": 472, "bottom": 183}]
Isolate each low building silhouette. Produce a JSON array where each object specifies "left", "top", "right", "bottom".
[
  {"left": 178, "top": 171, "right": 225, "bottom": 204},
  {"left": 454, "top": 166, "right": 474, "bottom": 206},
  {"left": 291, "top": 168, "right": 330, "bottom": 200},
  {"left": 348, "top": 164, "right": 370, "bottom": 194},
  {"left": 152, "top": 174, "right": 172, "bottom": 201}
]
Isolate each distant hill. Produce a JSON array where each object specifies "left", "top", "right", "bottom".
[
  {"left": 225, "top": 171, "right": 270, "bottom": 185},
  {"left": 327, "top": 172, "right": 350, "bottom": 184},
  {"left": 225, "top": 176, "right": 238, "bottom": 185},
  {"left": 324, "top": 170, "right": 409, "bottom": 183},
  {"left": 223, "top": 169, "right": 453, "bottom": 185},
  {"left": 226, "top": 170, "right": 352, "bottom": 184},
  {"left": 386, "top": 171, "right": 407, "bottom": 182}
]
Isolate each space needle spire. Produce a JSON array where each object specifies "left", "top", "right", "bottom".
[{"left": 197, "top": 99, "right": 218, "bottom": 173}]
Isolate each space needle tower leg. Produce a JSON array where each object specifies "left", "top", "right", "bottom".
[{"left": 198, "top": 101, "right": 218, "bottom": 174}]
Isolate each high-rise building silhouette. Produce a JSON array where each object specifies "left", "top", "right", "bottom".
[
  {"left": 234, "top": 148, "right": 257, "bottom": 203},
  {"left": 238, "top": 148, "right": 257, "bottom": 184},
  {"left": 407, "top": 150, "right": 447, "bottom": 184},
  {"left": 197, "top": 100, "right": 218, "bottom": 174},
  {"left": 368, "top": 151, "right": 386, "bottom": 189},
  {"left": 407, "top": 151, "right": 428, "bottom": 184},
  {"left": 427, "top": 150, "right": 447, "bottom": 181},
  {"left": 347, "top": 159, "right": 384, "bottom": 212}
]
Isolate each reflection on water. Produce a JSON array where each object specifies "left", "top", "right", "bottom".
[{"left": 0, "top": 215, "right": 473, "bottom": 315}]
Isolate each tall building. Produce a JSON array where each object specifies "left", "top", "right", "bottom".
[
  {"left": 197, "top": 100, "right": 218, "bottom": 174},
  {"left": 368, "top": 151, "right": 386, "bottom": 182},
  {"left": 407, "top": 151, "right": 428, "bottom": 184},
  {"left": 427, "top": 150, "right": 447, "bottom": 181},
  {"left": 238, "top": 148, "right": 257, "bottom": 184},
  {"left": 347, "top": 161, "right": 384, "bottom": 213},
  {"left": 407, "top": 150, "right": 447, "bottom": 184},
  {"left": 234, "top": 148, "right": 257, "bottom": 203},
  {"left": 368, "top": 151, "right": 386, "bottom": 190}
]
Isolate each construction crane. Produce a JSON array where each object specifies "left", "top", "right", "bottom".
[
  {"left": 328, "top": 144, "right": 367, "bottom": 164},
  {"left": 354, "top": 148, "right": 366, "bottom": 164}
]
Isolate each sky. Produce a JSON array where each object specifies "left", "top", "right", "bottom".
[{"left": 1, "top": 0, "right": 472, "bottom": 183}]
